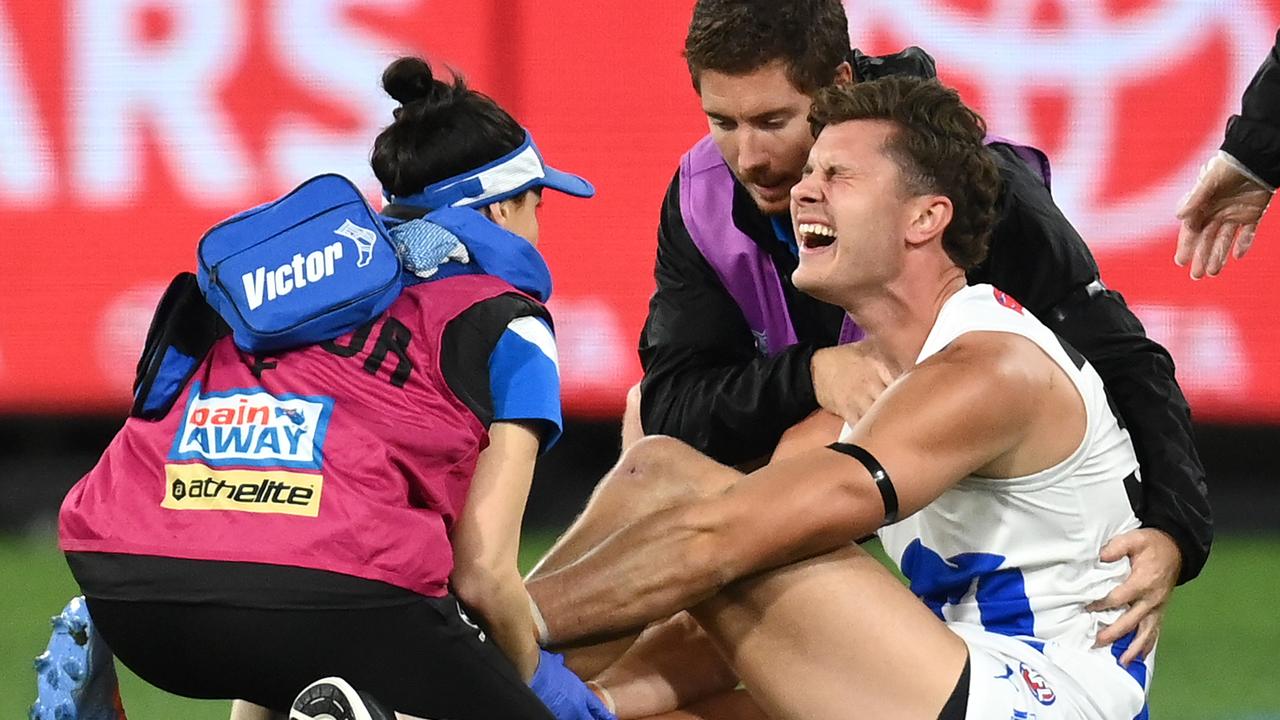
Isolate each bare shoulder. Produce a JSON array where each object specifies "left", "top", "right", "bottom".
[
  {"left": 915, "top": 331, "right": 1053, "bottom": 398},
  {"left": 844, "top": 331, "right": 1058, "bottom": 510},
  {"left": 869, "top": 331, "right": 1051, "bottom": 442}
]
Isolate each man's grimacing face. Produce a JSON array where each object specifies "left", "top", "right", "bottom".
[
  {"left": 698, "top": 61, "right": 818, "bottom": 216},
  {"left": 790, "top": 120, "right": 918, "bottom": 305}
]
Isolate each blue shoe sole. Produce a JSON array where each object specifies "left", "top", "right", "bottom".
[{"left": 30, "top": 596, "right": 124, "bottom": 720}]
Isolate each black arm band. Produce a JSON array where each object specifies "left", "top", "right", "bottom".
[{"left": 826, "top": 442, "right": 900, "bottom": 526}]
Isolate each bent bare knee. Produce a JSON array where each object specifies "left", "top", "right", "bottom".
[
  {"left": 625, "top": 435, "right": 695, "bottom": 468},
  {"left": 628, "top": 436, "right": 735, "bottom": 492}
]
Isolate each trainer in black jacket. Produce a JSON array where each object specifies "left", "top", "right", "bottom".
[{"left": 638, "top": 50, "right": 1212, "bottom": 584}]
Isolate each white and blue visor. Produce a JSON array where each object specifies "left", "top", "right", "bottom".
[{"left": 384, "top": 130, "right": 595, "bottom": 210}]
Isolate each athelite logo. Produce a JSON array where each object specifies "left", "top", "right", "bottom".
[
  {"left": 162, "top": 464, "right": 323, "bottom": 517},
  {"left": 165, "top": 383, "right": 332, "bottom": 516}
]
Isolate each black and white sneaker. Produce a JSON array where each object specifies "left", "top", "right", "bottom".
[{"left": 290, "top": 677, "right": 395, "bottom": 720}]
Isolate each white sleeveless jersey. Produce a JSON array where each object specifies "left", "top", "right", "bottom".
[{"left": 860, "top": 284, "right": 1144, "bottom": 654}]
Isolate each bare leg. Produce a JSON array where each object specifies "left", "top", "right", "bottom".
[
  {"left": 527, "top": 437, "right": 740, "bottom": 581},
  {"left": 561, "top": 634, "right": 643, "bottom": 681},
  {"left": 644, "top": 689, "right": 768, "bottom": 720},
  {"left": 593, "top": 613, "right": 739, "bottom": 719},
  {"left": 524, "top": 437, "right": 739, "bottom": 677},
  {"left": 691, "top": 544, "right": 967, "bottom": 720}
]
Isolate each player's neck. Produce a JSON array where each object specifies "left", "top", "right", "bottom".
[{"left": 844, "top": 271, "right": 967, "bottom": 374}]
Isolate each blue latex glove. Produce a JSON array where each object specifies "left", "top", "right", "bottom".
[{"left": 529, "top": 649, "right": 617, "bottom": 720}]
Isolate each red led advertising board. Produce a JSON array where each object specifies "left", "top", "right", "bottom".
[{"left": 1, "top": 0, "right": 1276, "bottom": 420}]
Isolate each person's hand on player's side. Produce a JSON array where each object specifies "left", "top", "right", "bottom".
[
  {"left": 1086, "top": 528, "right": 1181, "bottom": 665},
  {"left": 811, "top": 343, "right": 895, "bottom": 426},
  {"left": 1175, "top": 151, "right": 1273, "bottom": 278}
]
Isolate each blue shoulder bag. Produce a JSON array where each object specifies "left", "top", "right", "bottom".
[{"left": 197, "top": 174, "right": 403, "bottom": 353}]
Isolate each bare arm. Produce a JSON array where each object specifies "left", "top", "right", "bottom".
[
  {"left": 770, "top": 410, "right": 845, "bottom": 463},
  {"left": 535, "top": 336, "right": 1044, "bottom": 644},
  {"left": 450, "top": 421, "right": 542, "bottom": 681},
  {"left": 712, "top": 336, "right": 1040, "bottom": 584}
]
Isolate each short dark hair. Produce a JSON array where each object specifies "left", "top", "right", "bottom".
[
  {"left": 683, "top": 0, "right": 850, "bottom": 94},
  {"left": 370, "top": 57, "right": 525, "bottom": 199},
  {"left": 809, "top": 77, "right": 1001, "bottom": 269}
]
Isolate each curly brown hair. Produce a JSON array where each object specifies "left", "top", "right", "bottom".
[
  {"left": 683, "top": 0, "right": 850, "bottom": 94},
  {"left": 808, "top": 77, "right": 1001, "bottom": 269}
]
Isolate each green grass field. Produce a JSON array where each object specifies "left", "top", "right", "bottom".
[{"left": 4, "top": 533, "right": 1278, "bottom": 720}]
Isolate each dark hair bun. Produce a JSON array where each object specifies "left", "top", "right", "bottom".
[
  {"left": 382, "top": 56, "right": 452, "bottom": 108},
  {"left": 371, "top": 56, "right": 525, "bottom": 199}
]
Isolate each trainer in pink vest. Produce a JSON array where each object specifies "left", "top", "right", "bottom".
[{"left": 60, "top": 274, "right": 529, "bottom": 598}]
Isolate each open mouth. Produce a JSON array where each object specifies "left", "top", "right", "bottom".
[{"left": 797, "top": 222, "right": 837, "bottom": 250}]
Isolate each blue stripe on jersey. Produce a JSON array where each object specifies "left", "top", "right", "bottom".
[
  {"left": 489, "top": 316, "right": 562, "bottom": 450},
  {"left": 974, "top": 567, "right": 1035, "bottom": 637},
  {"left": 900, "top": 540, "right": 1035, "bottom": 637},
  {"left": 1110, "top": 630, "right": 1150, "bottom": 720}
]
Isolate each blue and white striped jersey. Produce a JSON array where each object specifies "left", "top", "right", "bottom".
[{"left": 847, "top": 284, "right": 1151, "bottom": 714}]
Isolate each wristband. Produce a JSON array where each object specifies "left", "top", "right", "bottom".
[
  {"left": 585, "top": 681, "right": 616, "bottom": 714},
  {"left": 529, "top": 593, "right": 551, "bottom": 647}
]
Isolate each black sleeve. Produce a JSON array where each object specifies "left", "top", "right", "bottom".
[
  {"left": 850, "top": 46, "right": 938, "bottom": 82},
  {"left": 638, "top": 172, "right": 820, "bottom": 465},
  {"left": 970, "top": 146, "right": 1100, "bottom": 313},
  {"left": 1047, "top": 287, "right": 1212, "bottom": 584},
  {"left": 441, "top": 292, "right": 551, "bottom": 428},
  {"left": 1221, "top": 28, "right": 1280, "bottom": 187},
  {"left": 131, "top": 272, "right": 229, "bottom": 420},
  {"left": 973, "top": 147, "right": 1212, "bottom": 584}
]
